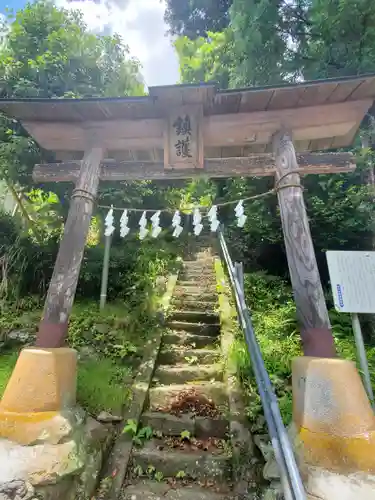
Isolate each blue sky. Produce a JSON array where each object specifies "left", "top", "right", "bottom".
[
  {"left": 0, "top": 0, "right": 179, "bottom": 87},
  {"left": 1, "top": 0, "right": 25, "bottom": 13}
]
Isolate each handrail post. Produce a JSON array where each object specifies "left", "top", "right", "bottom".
[
  {"left": 100, "top": 233, "right": 112, "bottom": 310},
  {"left": 234, "top": 262, "right": 244, "bottom": 292},
  {"left": 352, "top": 313, "right": 375, "bottom": 408}
]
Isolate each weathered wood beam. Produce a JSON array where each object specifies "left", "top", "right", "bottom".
[
  {"left": 23, "top": 99, "right": 372, "bottom": 151},
  {"left": 273, "top": 132, "right": 335, "bottom": 357},
  {"left": 204, "top": 100, "right": 371, "bottom": 147},
  {"left": 36, "top": 144, "right": 105, "bottom": 348},
  {"left": 33, "top": 152, "right": 355, "bottom": 182}
]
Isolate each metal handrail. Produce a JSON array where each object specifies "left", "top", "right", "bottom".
[{"left": 218, "top": 228, "right": 306, "bottom": 500}]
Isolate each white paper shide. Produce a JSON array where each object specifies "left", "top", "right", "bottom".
[
  {"left": 235, "top": 200, "right": 247, "bottom": 228},
  {"left": 193, "top": 207, "right": 203, "bottom": 236},
  {"left": 151, "top": 211, "right": 162, "bottom": 238},
  {"left": 139, "top": 211, "right": 148, "bottom": 240},
  {"left": 207, "top": 205, "right": 219, "bottom": 232},
  {"left": 172, "top": 210, "right": 183, "bottom": 238},
  {"left": 104, "top": 207, "right": 115, "bottom": 237}
]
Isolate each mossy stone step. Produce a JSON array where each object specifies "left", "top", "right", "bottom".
[
  {"left": 170, "top": 311, "right": 219, "bottom": 324},
  {"left": 154, "top": 364, "right": 223, "bottom": 385},
  {"left": 181, "top": 266, "right": 214, "bottom": 273},
  {"left": 121, "top": 479, "right": 230, "bottom": 500},
  {"left": 183, "top": 261, "right": 213, "bottom": 266},
  {"left": 148, "top": 382, "right": 228, "bottom": 412},
  {"left": 177, "top": 281, "right": 216, "bottom": 290},
  {"left": 178, "top": 281, "right": 216, "bottom": 289},
  {"left": 181, "top": 274, "right": 214, "bottom": 281},
  {"left": 163, "top": 332, "right": 217, "bottom": 348},
  {"left": 141, "top": 412, "right": 229, "bottom": 438},
  {"left": 173, "top": 290, "right": 217, "bottom": 302},
  {"left": 158, "top": 346, "right": 219, "bottom": 365},
  {"left": 175, "top": 283, "right": 216, "bottom": 292},
  {"left": 167, "top": 321, "right": 221, "bottom": 337},
  {"left": 171, "top": 296, "right": 217, "bottom": 313},
  {"left": 181, "top": 271, "right": 215, "bottom": 278},
  {"left": 132, "top": 439, "right": 232, "bottom": 481}
]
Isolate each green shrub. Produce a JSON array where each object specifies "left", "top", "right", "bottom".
[{"left": 231, "top": 271, "right": 375, "bottom": 427}]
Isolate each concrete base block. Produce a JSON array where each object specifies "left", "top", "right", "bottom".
[
  {"left": 292, "top": 356, "right": 375, "bottom": 499},
  {"left": 0, "top": 347, "right": 77, "bottom": 444}
]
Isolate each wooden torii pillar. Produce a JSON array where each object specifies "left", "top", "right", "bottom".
[
  {"left": 36, "top": 142, "right": 105, "bottom": 347},
  {"left": 0, "top": 76, "right": 374, "bottom": 358},
  {"left": 273, "top": 131, "right": 334, "bottom": 356}
]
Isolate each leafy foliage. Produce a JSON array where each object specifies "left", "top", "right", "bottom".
[
  {"left": 231, "top": 272, "right": 375, "bottom": 426},
  {"left": 0, "top": 0, "right": 144, "bottom": 211},
  {"left": 123, "top": 419, "right": 153, "bottom": 446},
  {"left": 1, "top": 1, "right": 143, "bottom": 99},
  {"left": 165, "top": 0, "right": 232, "bottom": 38},
  {"left": 175, "top": 30, "right": 234, "bottom": 88},
  {"left": 301, "top": 0, "right": 375, "bottom": 79},
  {"left": 172, "top": 0, "right": 375, "bottom": 90},
  {"left": 230, "top": 0, "right": 289, "bottom": 86}
]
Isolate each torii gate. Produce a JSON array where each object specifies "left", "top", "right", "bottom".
[
  {"left": 1, "top": 74, "right": 375, "bottom": 495},
  {"left": 3, "top": 75, "right": 373, "bottom": 357}
]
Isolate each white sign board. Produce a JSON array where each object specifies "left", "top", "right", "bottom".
[{"left": 326, "top": 251, "right": 375, "bottom": 313}]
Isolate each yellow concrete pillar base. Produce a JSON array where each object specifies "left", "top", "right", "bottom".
[
  {"left": 292, "top": 356, "right": 375, "bottom": 475},
  {"left": 0, "top": 347, "right": 77, "bottom": 444}
]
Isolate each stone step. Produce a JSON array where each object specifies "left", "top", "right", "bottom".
[
  {"left": 173, "top": 290, "right": 217, "bottom": 302},
  {"left": 167, "top": 321, "right": 220, "bottom": 337},
  {"left": 158, "top": 346, "right": 219, "bottom": 365},
  {"left": 154, "top": 364, "right": 223, "bottom": 385},
  {"left": 178, "top": 279, "right": 216, "bottom": 288},
  {"left": 170, "top": 311, "right": 219, "bottom": 324},
  {"left": 121, "top": 479, "right": 229, "bottom": 499},
  {"left": 132, "top": 439, "right": 232, "bottom": 481},
  {"left": 171, "top": 299, "right": 217, "bottom": 313},
  {"left": 182, "top": 264, "right": 214, "bottom": 271},
  {"left": 163, "top": 332, "right": 217, "bottom": 348},
  {"left": 149, "top": 382, "right": 228, "bottom": 412},
  {"left": 181, "top": 269, "right": 214, "bottom": 277},
  {"left": 183, "top": 259, "right": 214, "bottom": 267},
  {"left": 177, "top": 281, "right": 216, "bottom": 290},
  {"left": 141, "top": 412, "right": 229, "bottom": 438},
  {"left": 180, "top": 271, "right": 215, "bottom": 278}
]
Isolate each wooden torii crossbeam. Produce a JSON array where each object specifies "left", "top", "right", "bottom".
[{"left": 1, "top": 74, "right": 375, "bottom": 356}]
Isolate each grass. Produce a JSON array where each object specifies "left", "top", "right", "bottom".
[
  {"left": 0, "top": 351, "right": 18, "bottom": 398},
  {"left": 77, "top": 358, "right": 133, "bottom": 415},
  {"left": 0, "top": 299, "right": 161, "bottom": 415},
  {"left": 229, "top": 271, "right": 375, "bottom": 427}
]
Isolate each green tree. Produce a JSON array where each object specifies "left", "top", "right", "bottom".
[
  {"left": 1, "top": 1, "right": 143, "bottom": 98},
  {"left": 175, "top": 30, "right": 235, "bottom": 88},
  {"left": 301, "top": 0, "right": 375, "bottom": 79},
  {"left": 165, "top": 0, "right": 233, "bottom": 38},
  {"left": 230, "top": 0, "right": 289, "bottom": 86},
  {"left": 172, "top": 0, "right": 375, "bottom": 280},
  {"left": 0, "top": 0, "right": 144, "bottom": 225}
]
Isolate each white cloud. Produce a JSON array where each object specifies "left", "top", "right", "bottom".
[{"left": 58, "top": 0, "right": 180, "bottom": 88}]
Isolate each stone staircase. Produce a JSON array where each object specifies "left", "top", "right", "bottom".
[{"left": 120, "top": 250, "right": 237, "bottom": 499}]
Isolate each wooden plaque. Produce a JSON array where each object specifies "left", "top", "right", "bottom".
[{"left": 164, "top": 105, "right": 203, "bottom": 169}]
